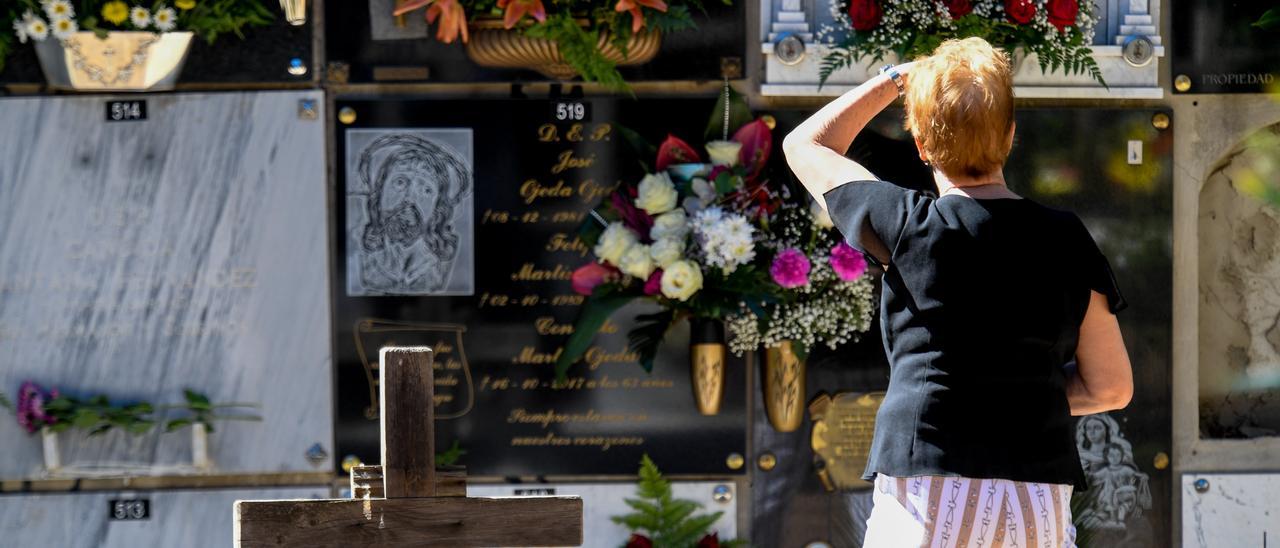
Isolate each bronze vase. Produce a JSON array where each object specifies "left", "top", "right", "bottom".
[
  {"left": 764, "top": 340, "right": 806, "bottom": 432},
  {"left": 689, "top": 318, "right": 726, "bottom": 415}
]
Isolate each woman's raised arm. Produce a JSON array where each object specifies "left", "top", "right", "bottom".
[{"left": 781, "top": 63, "right": 913, "bottom": 210}]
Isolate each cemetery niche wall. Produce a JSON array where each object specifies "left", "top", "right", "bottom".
[
  {"left": 0, "top": 90, "right": 332, "bottom": 479},
  {"left": 746, "top": 107, "right": 1174, "bottom": 548},
  {"left": 332, "top": 96, "right": 750, "bottom": 478},
  {"left": 1171, "top": 0, "right": 1280, "bottom": 94},
  {"left": 324, "top": 0, "right": 744, "bottom": 85},
  {"left": 759, "top": 0, "right": 1164, "bottom": 98}
]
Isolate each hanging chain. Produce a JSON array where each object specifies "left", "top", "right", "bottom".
[{"left": 722, "top": 76, "right": 730, "bottom": 141}]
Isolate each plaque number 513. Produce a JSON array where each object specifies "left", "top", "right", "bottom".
[{"left": 108, "top": 499, "right": 150, "bottom": 520}]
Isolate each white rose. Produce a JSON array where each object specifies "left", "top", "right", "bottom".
[
  {"left": 650, "top": 238, "right": 685, "bottom": 268},
  {"left": 691, "top": 177, "right": 716, "bottom": 203},
  {"left": 617, "top": 243, "right": 655, "bottom": 280},
  {"left": 660, "top": 260, "right": 703, "bottom": 301},
  {"left": 705, "top": 140, "right": 742, "bottom": 167},
  {"left": 594, "top": 222, "right": 637, "bottom": 266},
  {"left": 635, "top": 172, "right": 678, "bottom": 215},
  {"left": 649, "top": 209, "right": 689, "bottom": 241},
  {"left": 810, "top": 200, "right": 834, "bottom": 229}
]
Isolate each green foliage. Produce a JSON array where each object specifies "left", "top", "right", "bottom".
[
  {"left": 0, "top": 0, "right": 272, "bottom": 75},
  {"left": 176, "top": 0, "right": 275, "bottom": 44},
  {"left": 702, "top": 84, "right": 752, "bottom": 142},
  {"left": 436, "top": 440, "right": 467, "bottom": 466},
  {"left": 628, "top": 309, "right": 676, "bottom": 372},
  {"left": 611, "top": 455, "right": 746, "bottom": 547},
  {"left": 163, "top": 388, "right": 262, "bottom": 433},
  {"left": 41, "top": 394, "right": 156, "bottom": 436},
  {"left": 526, "top": 12, "right": 629, "bottom": 92},
  {"left": 1254, "top": 8, "right": 1280, "bottom": 31},
  {"left": 818, "top": 2, "right": 1106, "bottom": 88},
  {"left": 554, "top": 287, "right": 636, "bottom": 380}
]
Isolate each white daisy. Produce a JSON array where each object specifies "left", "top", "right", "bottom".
[
  {"left": 51, "top": 16, "right": 77, "bottom": 40},
  {"left": 26, "top": 17, "right": 49, "bottom": 41},
  {"left": 130, "top": 6, "right": 151, "bottom": 28},
  {"left": 43, "top": 0, "right": 74, "bottom": 20},
  {"left": 152, "top": 7, "right": 176, "bottom": 31},
  {"left": 13, "top": 18, "right": 29, "bottom": 44}
]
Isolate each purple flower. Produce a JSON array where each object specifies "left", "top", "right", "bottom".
[
  {"left": 830, "top": 242, "right": 868, "bottom": 281},
  {"left": 16, "top": 381, "right": 57, "bottom": 434},
  {"left": 770, "top": 248, "right": 811, "bottom": 288}
]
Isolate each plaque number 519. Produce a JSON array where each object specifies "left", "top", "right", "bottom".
[{"left": 553, "top": 102, "right": 588, "bottom": 121}]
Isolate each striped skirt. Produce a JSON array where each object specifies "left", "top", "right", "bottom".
[{"left": 863, "top": 474, "right": 1077, "bottom": 548}]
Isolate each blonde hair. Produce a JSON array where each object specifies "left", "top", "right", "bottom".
[{"left": 904, "top": 37, "right": 1015, "bottom": 178}]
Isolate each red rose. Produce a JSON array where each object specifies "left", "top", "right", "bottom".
[
  {"left": 1004, "top": 0, "right": 1035, "bottom": 24},
  {"left": 945, "top": 0, "right": 972, "bottom": 18},
  {"left": 696, "top": 532, "right": 720, "bottom": 548},
  {"left": 1046, "top": 0, "right": 1078, "bottom": 31},
  {"left": 847, "top": 0, "right": 881, "bottom": 31},
  {"left": 625, "top": 534, "right": 653, "bottom": 548}
]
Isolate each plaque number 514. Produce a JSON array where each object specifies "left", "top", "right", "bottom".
[{"left": 106, "top": 100, "right": 147, "bottom": 122}]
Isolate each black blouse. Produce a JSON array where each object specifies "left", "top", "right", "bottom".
[{"left": 824, "top": 180, "right": 1125, "bottom": 490}]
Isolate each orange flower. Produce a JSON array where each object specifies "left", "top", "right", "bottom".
[
  {"left": 614, "top": 0, "right": 667, "bottom": 33},
  {"left": 392, "top": 0, "right": 469, "bottom": 43},
  {"left": 497, "top": 0, "right": 546, "bottom": 29},
  {"left": 426, "top": 0, "right": 469, "bottom": 43}
]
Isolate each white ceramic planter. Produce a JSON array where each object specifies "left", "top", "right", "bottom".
[
  {"left": 33, "top": 31, "right": 193, "bottom": 91},
  {"left": 191, "top": 422, "right": 210, "bottom": 470}
]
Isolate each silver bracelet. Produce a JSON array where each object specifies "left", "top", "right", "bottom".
[{"left": 879, "top": 64, "right": 905, "bottom": 97}]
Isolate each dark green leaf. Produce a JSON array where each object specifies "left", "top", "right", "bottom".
[
  {"left": 553, "top": 292, "right": 636, "bottom": 381},
  {"left": 165, "top": 418, "right": 193, "bottom": 432},
  {"left": 703, "top": 84, "right": 752, "bottom": 141},
  {"left": 627, "top": 310, "right": 675, "bottom": 373},
  {"left": 1253, "top": 8, "right": 1280, "bottom": 31}
]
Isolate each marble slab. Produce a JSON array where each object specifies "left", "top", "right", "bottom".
[
  {"left": 1181, "top": 473, "right": 1279, "bottom": 547},
  {"left": 0, "top": 91, "right": 332, "bottom": 477},
  {"left": 0, "top": 486, "right": 329, "bottom": 548},
  {"left": 466, "top": 482, "right": 739, "bottom": 545}
]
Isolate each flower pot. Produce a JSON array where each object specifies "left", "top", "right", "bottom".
[
  {"left": 41, "top": 427, "right": 61, "bottom": 472},
  {"left": 689, "top": 318, "right": 726, "bottom": 415},
  {"left": 33, "top": 31, "right": 193, "bottom": 91},
  {"left": 191, "top": 423, "right": 211, "bottom": 471},
  {"left": 763, "top": 340, "right": 806, "bottom": 432},
  {"left": 465, "top": 19, "right": 661, "bottom": 80}
]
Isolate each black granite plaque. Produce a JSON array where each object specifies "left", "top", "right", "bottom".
[
  {"left": 1172, "top": 1, "right": 1280, "bottom": 94},
  {"left": 324, "top": 3, "right": 743, "bottom": 84},
  {"left": 0, "top": 12, "right": 312, "bottom": 86},
  {"left": 749, "top": 108, "right": 1173, "bottom": 548},
  {"left": 332, "top": 97, "right": 749, "bottom": 477}
]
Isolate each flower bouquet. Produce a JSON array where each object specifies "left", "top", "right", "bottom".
[
  {"left": 391, "top": 0, "right": 729, "bottom": 89},
  {"left": 553, "top": 89, "right": 776, "bottom": 383},
  {"left": 1, "top": 0, "right": 273, "bottom": 86},
  {"left": 817, "top": 0, "right": 1104, "bottom": 87}
]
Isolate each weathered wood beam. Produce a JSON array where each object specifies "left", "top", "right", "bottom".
[
  {"left": 234, "top": 496, "right": 583, "bottom": 547},
  {"left": 349, "top": 465, "right": 467, "bottom": 499},
  {"left": 380, "top": 347, "right": 436, "bottom": 498}
]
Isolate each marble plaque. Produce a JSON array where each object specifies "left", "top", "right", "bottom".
[
  {"left": 0, "top": 91, "right": 332, "bottom": 477},
  {"left": 1182, "top": 473, "right": 1279, "bottom": 547},
  {"left": 344, "top": 129, "right": 475, "bottom": 296},
  {"left": 0, "top": 486, "right": 329, "bottom": 548}
]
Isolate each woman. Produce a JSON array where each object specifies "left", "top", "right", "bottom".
[{"left": 783, "top": 38, "right": 1134, "bottom": 547}]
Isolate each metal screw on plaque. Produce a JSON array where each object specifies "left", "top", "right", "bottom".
[
  {"left": 757, "top": 452, "right": 777, "bottom": 471},
  {"left": 1151, "top": 112, "right": 1170, "bottom": 130},
  {"left": 1193, "top": 478, "right": 1210, "bottom": 493},
  {"left": 1152, "top": 451, "right": 1169, "bottom": 470},
  {"left": 297, "top": 99, "right": 318, "bottom": 120},
  {"left": 1174, "top": 74, "right": 1192, "bottom": 93},
  {"left": 305, "top": 443, "right": 329, "bottom": 467},
  {"left": 1121, "top": 35, "right": 1155, "bottom": 68},
  {"left": 720, "top": 57, "right": 743, "bottom": 80},
  {"left": 774, "top": 33, "right": 806, "bottom": 66},
  {"left": 339, "top": 106, "right": 357, "bottom": 125},
  {"left": 288, "top": 57, "right": 308, "bottom": 76},
  {"left": 725, "top": 452, "right": 744, "bottom": 470},
  {"left": 712, "top": 484, "right": 732, "bottom": 503}
]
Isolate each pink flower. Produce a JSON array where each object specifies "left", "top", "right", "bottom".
[
  {"left": 830, "top": 242, "right": 868, "bottom": 281},
  {"left": 770, "top": 248, "right": 811, "bottom": 288},
  {"left": 655, "top": 134, "right": 701, "bottom": 171},
  {"left": 732, "top": 118, "right": 772, "bottom": 181},
  {"left": 571, "top": 263, "right": 618, "bottom": 295},
  {"left": 643, "top": 269, "right": 663, "bottom": 295},
  {"left": 611, "top": 190, "right": 654, "bottom": 241},
  {"left": 16, "top": 381, "right": 57, "bottom": 434}
]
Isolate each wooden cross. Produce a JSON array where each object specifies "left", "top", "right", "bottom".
[{"left": 234, "top": 347, "right": 583, "bottom": 547}]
